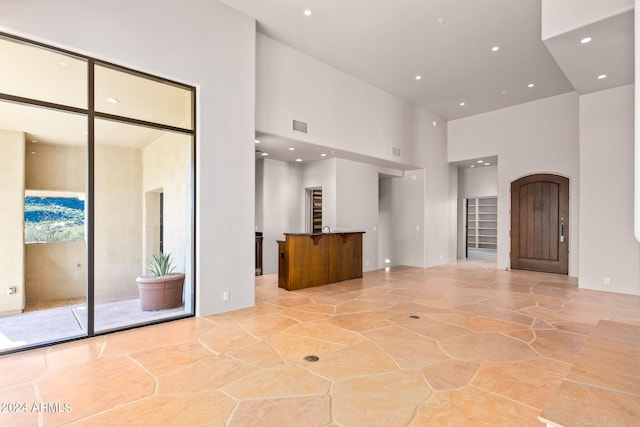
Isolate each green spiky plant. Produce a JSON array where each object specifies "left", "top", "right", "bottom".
[{"left": 147, "top": 252, "right": 176, "bottom": 277}]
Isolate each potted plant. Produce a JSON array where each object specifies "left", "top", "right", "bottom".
[{"left": 136, "top": 252, "right": 185, "bottom": 311}]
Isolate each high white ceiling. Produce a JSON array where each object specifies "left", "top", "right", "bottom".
[{"left": 220, "top": 0, "right": 632, "bottom": 121}]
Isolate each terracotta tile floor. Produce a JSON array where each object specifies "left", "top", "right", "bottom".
[{"left": 1, "top": 261, "right": 639, "bottom": 426}]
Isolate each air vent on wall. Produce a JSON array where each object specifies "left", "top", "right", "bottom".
[
  {"left": 392, "top": 146, "right": 401, "bottom": 157},
  {"left": 293, "top": 119, "right": 308, "bottom": 134}
]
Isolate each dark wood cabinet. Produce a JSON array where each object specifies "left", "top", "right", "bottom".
[{"left": 277, "top": 232, "right": 364, "bottom": 291}]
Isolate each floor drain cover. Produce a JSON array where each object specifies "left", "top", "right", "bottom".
[
  {"left": 304, "top": 355, "right": 320, "bottom": 362},
  {"left": 409, "top": 314, "right": 421, "bottom": 319}
]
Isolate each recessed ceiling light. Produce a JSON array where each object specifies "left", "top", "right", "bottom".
[
  {"left": 527, "top": 83, "right": 535, "bottom": 88},
  {"left": 31, "top": 151, "right": 36, "bottom": 154},
  {"left": 580, "top": 37, "right": 592, "bottom": 44},
  {"left": 31, "top": 140, "right": 37, "bottom": 143},
  {"left": 597, "top": 74, "right": 607, "bottom": 80},
  {"left": 254, "top": 139, "right": 261, "bottom": 144},
  {"left": 415, "top": 75, "right": 422, "bottom": 80},
  {"left": 59, "top": 62, "right": 67, "bottom": 66},
  {"left": 470, "top": 165, "right": 475, "bottom": 168},
  {"left": 321, "top": 153, "right": 327, "bottom": 157},
  {"left": 484, "top": 162, "right": 491, "bottom": 166},
  {"left": 304, "top": 9, "right": 312, "bottom": 16},
  {"left": 437, "top": 18, "right": 445, "bottom": 24},
  {"left": 432, "top": 121, "right": 438, "bottom": 127},
  {"left": 477, "top": 160, "right": 484, "bottom": 163},
  {"left": 459, "top": 102, "right": 465, "bottom": 106},
  {"left": 261, "top": 152, "right": 269, "bottom": 156},
  {"left": 295, "top": 158, "right": 303, "bottom": 162},
  {"left": 288, "top": 147, "right": 295, "bottom": 151},
  {"left": 491, "top": 46, "right": 500, "bottom": 52},
  {"left": 106, "top": 97, "right": 119, "bottom": 104}
]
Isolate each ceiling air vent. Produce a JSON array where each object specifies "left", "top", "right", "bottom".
[
  {"left": 392, "top": 146, "right": 401, "bottom": 157},
  {"left": 293, "top": 119, "right": 308, "bottom": 134}
]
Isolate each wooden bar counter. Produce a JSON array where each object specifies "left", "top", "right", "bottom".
[{"left": 277, "top": 232, "right": 364, "bottom": 291}]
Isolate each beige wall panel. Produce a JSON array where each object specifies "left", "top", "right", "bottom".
[{"left": 0, "top": 129, "right": 25, "bottom": 314}]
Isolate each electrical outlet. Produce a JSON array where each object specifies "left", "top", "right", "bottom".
[
  {"left": 7, "top": 286, "right": 16, "bottom": 295},
  {"left": 366, "top": 259, "right": 370, "bottom": 266},
  {"left": 223, "top": 291, "right": 230, "bottom": 302},
  {"left": 604, "top": 277, "right": 611, "bottom": 286}
]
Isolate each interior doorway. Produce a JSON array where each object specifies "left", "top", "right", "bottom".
[
  {"left": 457, "top": 160, "right": 498, "bottom": 262},
  {"left": 510, "top": 174, "right": 569, "bottom": 274},
  {"left": 466, "top": 196, "right": 497, "bottom": 260}
]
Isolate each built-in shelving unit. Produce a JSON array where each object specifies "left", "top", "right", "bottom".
[
  {"left": 311, "top": 188, "right": 322, "bottom": 234},
  {"left": 466, "top": 197, "right": 497, "bottom": 251}
]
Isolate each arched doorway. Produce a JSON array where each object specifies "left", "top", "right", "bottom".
[{"left": 510, "top": 174, "right": 569, "bottom": 274}]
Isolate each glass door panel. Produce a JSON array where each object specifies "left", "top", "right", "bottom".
[
  {"left": 93, "top": 118, "right": 193, "bottom": 332},
  {"left": 94, "top": 64, "right": 193, "bottom": 130},
  {"left": 0, "top": 35, "right": 87, "bottom": 108},
  {"left": 0, "top": 101, "right": 87, "bottom": 351}
]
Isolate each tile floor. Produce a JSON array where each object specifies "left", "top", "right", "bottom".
[
  {"left": 539, "top": 319, "right": 640, "bottom": 426},
  {"left": 1, "top": 261, "right": 639, "bottom": 426}
]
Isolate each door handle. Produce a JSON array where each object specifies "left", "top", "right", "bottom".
[{"left": 560, "top": 223, "right": 565, "bottom": 243}]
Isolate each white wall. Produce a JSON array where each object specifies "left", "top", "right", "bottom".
[
  {"left": 255, "top": 159, "right": 264, "bottom": 234},
  {"left": 0, "top": 130, "right": 25, "bottom": 314},
  {"left": 636, "top": 0, "right": 640, "bottom": 242},
  {"left": 579, "top": 84, "right": 639, "bottom": 295},
  {"left": 389, "top": 171, "right": 426, "bottom": 268},
  {"left": 459, "top": 166, "right": 498, "bottom": 198},
  {"left": 378, "top": 177, "right": 394, "bottom": 268},
  {"left": 335, "top": 159, "right": 380, "bottom": 272},
  {"left": 448, "top": 93, "right": 580, "bottom": 275},
  {"left": 541, "top": 0, "right": 634, "bottom": 39},
  {"left": 414, "top": 109, "right": 455, "bottom": 267},
  {"left": 256, "top": 31, "right": 457, "bottom": 273},
  {"left": 0, "top": 0, "right": 257, "bottom": 315},
  {"left": 258, "top": 158, "right": 303, "bottom": 275},
  {"left": 256, "top": 34, "right": 419, "bottom": 168}
]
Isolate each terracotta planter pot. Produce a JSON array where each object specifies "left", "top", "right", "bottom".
[{"left": 136, "top": 273, "right": 185, "bottom": 311}]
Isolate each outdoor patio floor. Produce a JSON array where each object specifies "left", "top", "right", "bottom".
[{"left": 0, "top": 299, "right": 186, "bottom": 351}]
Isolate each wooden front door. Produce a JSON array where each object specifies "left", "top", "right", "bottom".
[{"left": 510, "top": 174, "right": 569, "bottom": 274}]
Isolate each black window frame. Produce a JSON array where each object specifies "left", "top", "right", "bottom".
[{"left": 0, "top": 31, "right": 197, "bottom": 355}]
